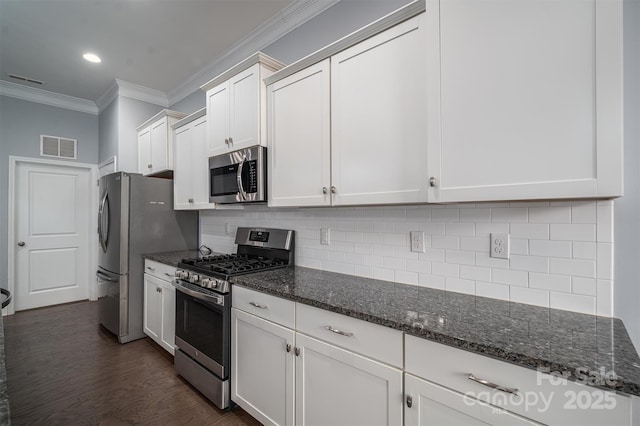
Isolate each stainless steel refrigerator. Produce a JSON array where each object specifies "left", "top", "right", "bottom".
[{"left": 97, "top": 172, "right": 198, "bottom": 343}]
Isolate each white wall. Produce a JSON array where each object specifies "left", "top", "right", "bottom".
[
  {"left": 614, "top": 0, "right": 640, "bottom": 352},
  {"left": 117, "top": 97, "right": 163, "bottom": 173},
  {"left": 202, "top": 201, "right": 613, "bottom": 316},
  {"left": 0, "top": 95, "right": 99, "bottom": 290}
]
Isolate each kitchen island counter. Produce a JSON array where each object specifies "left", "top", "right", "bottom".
[{"left": 232, "top": 265, "right": 640, "bottom": 398}]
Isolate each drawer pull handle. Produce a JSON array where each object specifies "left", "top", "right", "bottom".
[
  {"left": 146, "top": 267, "right": 155, "bottom": 271},
  {"left": 325, "top": 326, "right": 354, "bottom": 337},
  {"left": 468, "top": 374, "right": 519, "bottom": 396},
  {"left": 249, "top": 302, "right": 268, "bottom": 309},
  {"left": 164, "top": 273, "right": 173, "bottom": 277}
]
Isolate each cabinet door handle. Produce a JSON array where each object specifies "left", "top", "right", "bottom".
[
  {"left": 406, "top": 395, "right": 413, "bottom": 408},
  {"left": 148, "top": 164, "right": 152, "bottom": 169},
  {"left": 286, "top": 344, "right": 291, "bottom": 353},
  {"left": 225, "top": 138, "right": 229, "bottom": 145},
  {"left": 249, "top": 302, "right": 268, "bottom": 309},
  {"left": 294, "top": 347, "right": 300, "bottom": 356},
  {"left": 188, "top": 198, "right": 194, "bottom": 203},
  {"left": 164, "top": 273, "right": 173, "bottom": 278},
  {"left": 429, "top": 177, "right": 437, "bottom": 187},
  {"left": 468, "top": 374, "right": 519, "bottom": 396},
  {"left": 322, "top": 187, "right": 328, "bottom": 195},
  {"left": 229, "top": 137, "right": 233, "bottom": 144},
  {"left": 330, "top": 186, "right": 336, "bottom": 194},
  {"left": 325, "top": 326, "right": 353, "bottom": 337},
  {"left": 146, "top": 266, "right": 156, "bottom": 271},
  {"left": 156, "top": 287, "right": 162, "bottom": 293}
]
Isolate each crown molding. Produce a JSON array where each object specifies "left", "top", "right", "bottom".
[
  {"left": 167, "top": 0, "right": 339, "bottom": 105},
  {"left": 0, "top": 80, "right": 99, "bottom": 115},
  {"left": 96, "top": 79, "right": 169, "bottom": 113}
]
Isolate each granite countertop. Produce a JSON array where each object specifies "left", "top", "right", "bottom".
[
  {"left": 231, "top": 266, "right": 640, "bottom": 397},
  {"left": 142, "top": 249, "right": 210, "bottom": 267},
  {"left": 0, "top": 314, "right": 10, "bottom": 424}
]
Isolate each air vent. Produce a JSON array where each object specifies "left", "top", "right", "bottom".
[
  {"left": 40, "top": 135, "right": 77, "bottom": 159},
  {"left": 8, "top": 73, "right": 44, "bottom": 85}
]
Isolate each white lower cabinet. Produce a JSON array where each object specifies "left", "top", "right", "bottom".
[
  {"left": 405, "top": 335, "right": 631, "bottom": 426},
  {"left": 404, "top": 373, "right": 539, "bottom": 426},
  {"left": 143, "top": 260, "right": 176, "bottom": 355},
  {"left": 231, "top": 285, "right": 403, "bottom": 426}
]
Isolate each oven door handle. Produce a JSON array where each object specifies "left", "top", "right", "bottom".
[{"left": 173, "top": 280, "right": 225, "bottom": 306}]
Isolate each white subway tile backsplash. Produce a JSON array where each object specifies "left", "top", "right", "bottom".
[
  {"left": 550, "top": 292, "right": 596, "bottom": 315},
  {"left": 475, "top": 281, "right": 510, "bottom": 300},
  {"left": 509, "top": 255, "right": 549, "bottom": 273},
  {"left": 510, "top": 287, "right": 550, "bottom": 307},
  {"left": 200, "top": 200, "right": 612, "bottom": 317},
  {"left": 572, "top": 277, "right": 597, "bottom": 296},
  {"left": 492, "top": 268, "right": 528, "bottom": 287},
  {"left": 529, "top": 206, "right": 571, "bottom": 223},
  {"left": 529, "top": 240, "right": 572, "bottom": 258},
  {"left": 550, "top": 224, "right": 596, "bottom": 242},
  {"left": 529, "top": 273, "right": 571, "bottom": 293},
  {"left": 510, "top": 224, "right": 550, "bottom": 239},
  {"left": 445, "top": 278, "right": 476, "bottom": 295},
  {"left": 549, "top": 258, "right": 596, "bottom": 278},
  {"left": 492, "top": 207, "right": 528, "bottom": 223}
]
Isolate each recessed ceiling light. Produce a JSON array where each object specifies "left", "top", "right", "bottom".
[{"left": 83, "top": 53, "right": 102, "bottom": 63}]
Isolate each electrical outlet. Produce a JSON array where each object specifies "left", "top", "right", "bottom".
[
  {"left": 320, "top": 228, "right": 330, "bottom": 245},
  {"left": 410, "top": 231, "right": 425, "bottom": 253},
  {"left": 490, "top": 233, "right": 510, "bottom": 259}
]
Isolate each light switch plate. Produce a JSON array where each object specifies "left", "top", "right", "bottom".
[{"left": 320, "top": 228, "right": 330, "bottom": 245}]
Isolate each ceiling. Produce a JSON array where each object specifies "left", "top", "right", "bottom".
[{"left": 0, "top": 0, "right": 297, "bottom": 103}]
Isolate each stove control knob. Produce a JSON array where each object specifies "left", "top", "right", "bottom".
[
  {"left": 212, "top": 280, "right": 219, "bottom": 289},
  {"left": 175, "top": 270, "right": 184, "bottom": 279},
  {"left": 190, "top": 274, "right": 200, "bottom": 284},
  {"left": 201, "top": 278, "right": 211, "bottom": 288}
]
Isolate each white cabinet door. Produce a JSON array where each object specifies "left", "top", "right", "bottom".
[
  {"left": 173, "top": 125, "right": 193, "bottom": 209},
  {"left": 268, "top": 59, "right": 331, "bottom": 207},
  {"left": 207, "top": 82, "right": 231, "bottom": 157},
  {"left": 429, "top": 0, "right": 622, "bottom": 202},
  {"left": 331, "top": 13, "right": 431, "bottom": 206},
  {"left": 295, "top": 333, "right": 403, "bottom": 426},
  {"left": 404, "top": 374, "right": 539, "bottom": 426},
  {"left": 229, "top": 63, "right": 261, "bottom": 152},
  {"left": 191, "top": 116, "right": 214, "bottom": 208},
  {"left": 143, "top": 274, "right": 161, "bottom": 341},
  {"left": 150, "top": 117, "right": 169, "bottom": 173},
  {"left": 232, "top": 308, "right": 295, "bottom": 426},
  {"left": 137, "top": 127, "right": 152, "bottom": 175},
  {"left": 159, "top": 282, "right": 175, "bottom": 355}
]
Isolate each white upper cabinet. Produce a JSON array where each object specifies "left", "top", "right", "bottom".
[
  {"left": 427, "top": 0, "right": 623, "bottom": 202},
  {"left": 202, "top": 52, "right": 285, "bottom": 157},
  {"left": 331, "top": 13, "right": 431, "bottom": 206},
  {"left": 268, "top": 60, "right": 331, "bottom": 207},
  {"left": 267, "top": 8, "right": 436, "bottom": 207},
  {"left": 136, "top": 110, "right": 187, "bottom": 176},
  {"left": 173, "top": 109, "right": 214, "bottom": 210}
]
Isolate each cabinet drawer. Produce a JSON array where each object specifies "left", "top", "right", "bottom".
[
  {"left": 296, "top": 303, "right": 402, "bottom": 368},
  {"left": 232, "top": 285, "right": 295, "bottom": 329},
  {"left": 405, "top": 335, "right": 630, "bottom": 426},
  {"left": 144, "top": 260, "right": 176, "bottom": 282}
]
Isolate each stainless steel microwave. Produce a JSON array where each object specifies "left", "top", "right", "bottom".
[{"left": 209, "top": 146, "right": 267, "bottom": 203}]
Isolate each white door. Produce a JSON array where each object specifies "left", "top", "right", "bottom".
[
  {"left": 159, "top": 282, "right": 176, "bottom": 355},
  {"left": 14, "top": 161, "right": 91, "bottom": 310},
  {"left": 404, "top": 374, "right": 539, "bottom": 426},
  {"left": 150, "top": 117, "right": 169, "bottom": 173},
  {"left": 295, "top": 333, "right": 403, "bottom": 426},
  {"left": 173, "top": 124, "right": 194, "bottom": 209},
  {"left": 137, "top": 126, "right": 151, "bottom": 175},
  {"left": 330, "top": 13, "right": 430, "bottom": 206},
  {"left": 206, "top": 82, "right": 231, "bottom": 156},
  {"left": 231, "top": 308, "right": 295, "bottom": 426},
  {"left": 268, "top": 59, "right": 331, "bottom": 207},
  {"left": 229, "top": 63, "right": 260, "bottom": 151},
  {"left": 190, "top": 116, "right": 213, "bottom": 208}
]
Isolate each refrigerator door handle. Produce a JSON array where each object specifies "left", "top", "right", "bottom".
[
  {"left": 96, "top": 270, "right": 117, "bottom": 282},
  {"left": 98, "top": 192, "right": 110, "bottom": 252}
]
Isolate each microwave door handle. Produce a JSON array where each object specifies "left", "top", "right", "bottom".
[{"left": 236, "top": 156, "right": 247, "bottom": 200}]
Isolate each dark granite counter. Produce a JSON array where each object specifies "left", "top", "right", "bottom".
[
  {"left": 232, "top": 266, "right": 640, "bottom": 398},
  {"left": 0, "top": 314, "right": 10, "bottom": 424},
  {"left": 142, "top": 249, "right": 207, "bottom": 267}
]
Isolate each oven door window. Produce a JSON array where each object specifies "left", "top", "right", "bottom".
[
  {"left": 175, "top": 290, "right": 228, "bottom": 375},
  {"left": 210, "top": 164, "right": 239, "bottom": 197}
]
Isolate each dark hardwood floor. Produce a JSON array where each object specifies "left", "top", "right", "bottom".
[{"left": 4, "top": 301, "right": 261, "bottom": 426}]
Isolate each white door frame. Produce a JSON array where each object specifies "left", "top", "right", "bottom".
[{"left": 7, "top": 156, "right": 99, "bottom": 315}]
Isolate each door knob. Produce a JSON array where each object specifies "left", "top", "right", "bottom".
[{"left": 17, "top": 241, "right": 25, "bottom": 247}]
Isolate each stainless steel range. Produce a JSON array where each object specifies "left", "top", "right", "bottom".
[{"left": 172, "top": 227, "right": 295, "bottom": 409}]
